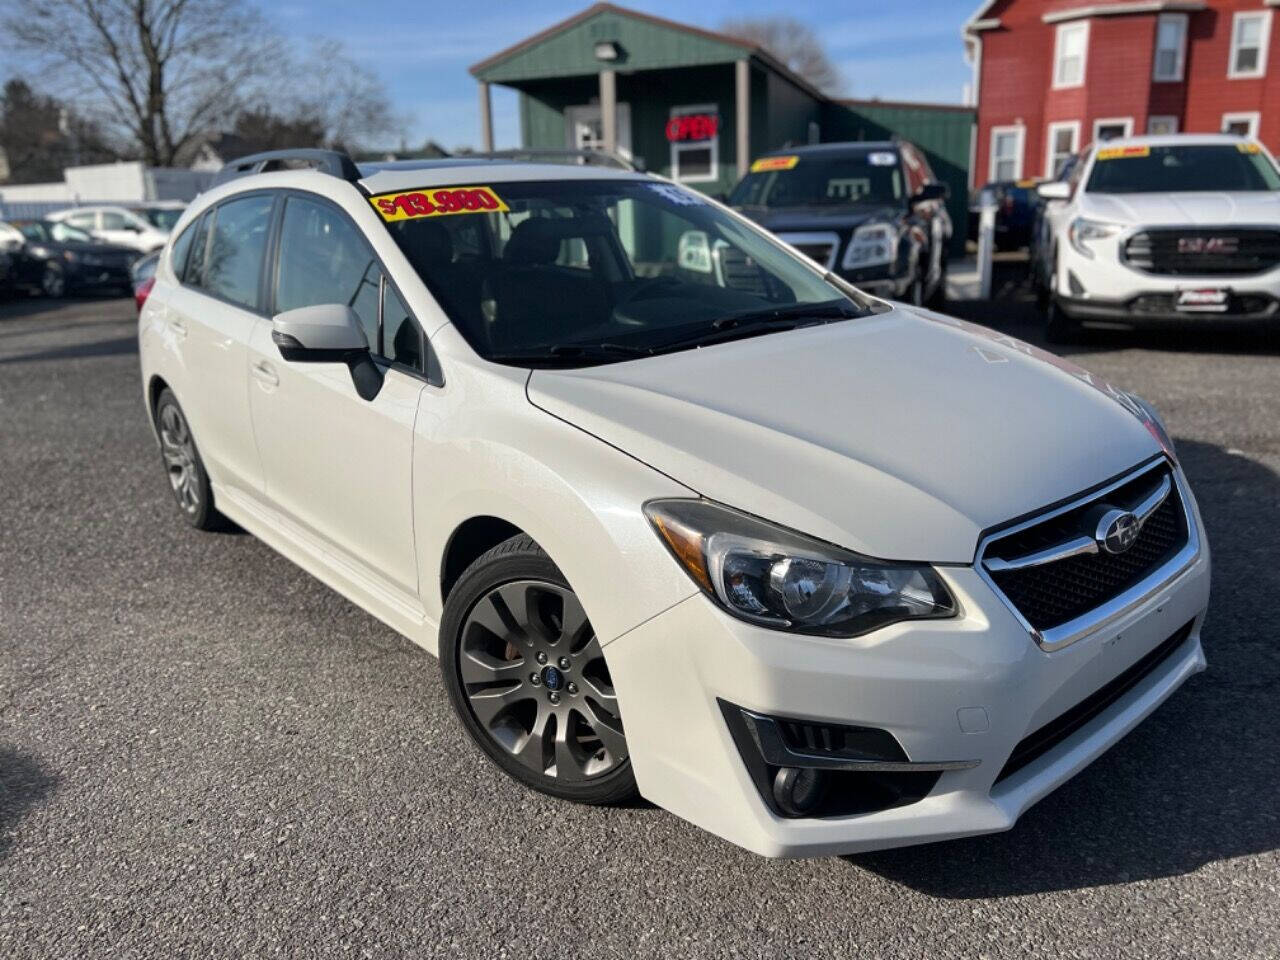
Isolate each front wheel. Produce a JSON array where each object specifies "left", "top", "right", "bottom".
[
  {"left": 41, "top": 262, "right": 65, "bottom": 298},
  {"left": 440, "top": 535, "right": 636, "bottom": 805},
  {"left": 1044, "top": 296, "right": 1083, "bottom": 344}
]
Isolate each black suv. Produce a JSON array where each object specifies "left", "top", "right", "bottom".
[{"left": 729, "top": 141, "right": 950, "bottom": 306}]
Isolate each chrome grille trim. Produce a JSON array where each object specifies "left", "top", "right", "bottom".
[
  {"left": 975, "top": 458, "right": 1201, "bottom": 652},
  {"left": 775, "top": 231, "right": 840, "bottom": 271}
]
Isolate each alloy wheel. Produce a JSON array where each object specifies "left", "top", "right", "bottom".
[
  {"left": 458, "top": 579, "right": 627, "bottom": 781},
  {"left": 158, "top": 403, "right": 201, "bottom": 515},
  {"left": 42, "top": 265, "right": 65, "bottom": 298}
]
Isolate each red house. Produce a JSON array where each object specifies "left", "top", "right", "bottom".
[{"left": 965, "top": 0, "right": 1280, "bottom": 186}]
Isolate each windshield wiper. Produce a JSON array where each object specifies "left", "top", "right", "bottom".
[
  {"left": 711, "top": 299, "right": 860, "bottom": 330},
  {"left": 485, "top": 342, "right": 652, "bottom": 367}
]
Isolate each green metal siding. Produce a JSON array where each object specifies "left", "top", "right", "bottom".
[
  {"left": 823, "top": 102, "right": 975, "bottom": 255},
  {"left": 475, "top": 9, "right": 747, "bottom": 84}
]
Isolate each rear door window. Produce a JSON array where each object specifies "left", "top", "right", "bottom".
[{"left": 199, "top": 194, "right": 274, "bottom": 309}]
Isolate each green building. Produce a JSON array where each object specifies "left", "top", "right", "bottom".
[{"left": 470, "top": 3, "right": 974, "bottom": 253}]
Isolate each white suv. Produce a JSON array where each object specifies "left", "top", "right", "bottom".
[
  {"left": 1037, "top": 133, "right": 1280, "bottom": 341},
  {"left": 48, "top": 204, "right": 169, "bottom": 253},
  {"left": 138, "top": 149, "right": 1210, "bottom": 858}
]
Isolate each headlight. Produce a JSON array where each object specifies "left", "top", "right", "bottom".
[
  {"left": 645, "top": 499, "right": 956, "bottom": 637},
  {"left": 842, "top": 222, "right": 898, "bottom": 269},
  {"left": 1068, "top": 217, "right": 1120, "bottom": 259},
  {"left": 62, "top": 249, "right": 78, "bottom": 262}
]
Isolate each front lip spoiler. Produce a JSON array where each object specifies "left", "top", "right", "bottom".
[{"left": 740, "top": 709, "right": 980, "bottom": 773}]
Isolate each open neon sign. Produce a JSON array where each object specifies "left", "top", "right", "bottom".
[{"left": 666, "top": 114, "right": 719, "bottom": 142}]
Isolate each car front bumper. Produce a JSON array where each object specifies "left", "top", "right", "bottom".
[
  {"left": 605, "top": 494, "right": 1210, "bottom": 858},
  {"left": 1056, "top": 239, "right": 1280, "bottom": 324}
]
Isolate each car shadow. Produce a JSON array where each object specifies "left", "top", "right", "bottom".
[
  {"left": 848, "top": 438, "right": 1280, "bottom": 896},
  {"left": 0, "top": 294, "right": 129, "bottom": 321},
  {"left": 0, "top": 747, "right": 57, "bottom": 861},
  {"left": 0, "top": 335, "right": 138, "bottom": 364}
]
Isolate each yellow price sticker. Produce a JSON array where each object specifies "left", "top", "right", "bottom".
[
  {"left": 1097, "top": 145, "right": 1151, "bottom": 161},
  {"left": 1237, "top": 142, "right": 1261, "bottom": 154},
  {"left": 751, "top": 155, "right": 799, "bottom": 173},
  {"left": 370, "top": 185, "right": 508, "bottom": 222}
]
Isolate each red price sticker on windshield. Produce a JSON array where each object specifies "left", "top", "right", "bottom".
[
  {"left": 751, "top": 155, "right": 799, "bottom": 172},
  {"left": 370, "top": 185, "right": 508, "bottom": 222},
  {"left": 1097, "top": 145, "right": 1150, "bottom": 161}
]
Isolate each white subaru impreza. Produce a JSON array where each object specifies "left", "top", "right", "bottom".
[{"left": 138, "top": 149, "right": 1209, "bottom": 858}]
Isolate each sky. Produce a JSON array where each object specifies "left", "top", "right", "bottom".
[{"left": 267, "top": 0, "right": 974, "bottom": 151}]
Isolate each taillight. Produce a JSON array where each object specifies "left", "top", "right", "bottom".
[{"left": 134, "top": 275, "right": 155, "bottom": 312}]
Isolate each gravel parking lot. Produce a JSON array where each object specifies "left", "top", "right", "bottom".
[{"left": 2, "top": 293, "right": 1278, "bottom": 958}]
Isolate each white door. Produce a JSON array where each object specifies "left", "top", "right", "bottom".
[
  {"left": 565, "top": 103, "right": 632, "bottom": 159},
  {"left": 99, "top": 209, "right": 156, "bottom": 251},
  {"left": 245, "top": 193, "right": 424, "bottom": 598}
]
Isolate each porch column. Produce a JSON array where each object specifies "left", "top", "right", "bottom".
[
  {"left": 735, "top": 59, "right": 750, "bottom": 179},
  {"left": 478, "top": 81, "right": 494, "bottom": 152},
  {"left": 599, "top": 69, "right": 617, "bottom": 153}
]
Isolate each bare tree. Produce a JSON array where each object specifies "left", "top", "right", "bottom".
[
  {"left": 278, "top": 39, "right": 398, "bottom": 152},
  {"left": 721, "top": 16, "right": 844, "bottom": 95},
  {"left": 3, "top": 0, "right": 286, "bottom": 166}
]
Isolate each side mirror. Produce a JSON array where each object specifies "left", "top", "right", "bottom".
[
  {"left": 911, "top": 182, "right": 948, "bottom": 205},
  {"left": 271, "top": 303, "right": 383, "bottom": 401},
  {"left": 1036, "top": 181, "right": 1072, "bottom": 201}
]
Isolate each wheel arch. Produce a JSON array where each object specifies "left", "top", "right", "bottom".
[
  {"left": 440, "top": 515, "right": 526, "bottom": 607},
  {"left": 146, "top": 374, "right": 171, "bottom": 425}
]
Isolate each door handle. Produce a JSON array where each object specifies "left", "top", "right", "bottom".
[{"left": 251, "top": 359, "right": 279, "bottom": 388}]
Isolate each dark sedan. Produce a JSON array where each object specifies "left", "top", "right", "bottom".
[
  {"left": 2, "top": 219, "right": 138, "bottom": 298},
  {"left": 728, "top": 141, "right": 951, "bottom": 306}
]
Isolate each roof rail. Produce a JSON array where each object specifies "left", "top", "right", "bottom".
[
  {"left": 211, "top": 149, "right": 362, "bottom": 186},
  {"left": 469, "top": 148, "right": 643, "bottom": 172}
]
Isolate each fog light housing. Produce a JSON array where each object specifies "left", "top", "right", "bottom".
[{"left": 773, "top": 767, "right": 827, "bottom": 816}]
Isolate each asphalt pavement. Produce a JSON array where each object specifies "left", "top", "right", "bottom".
[{"left": 1, "top": 292, "right": 1278, "bottom": 958}]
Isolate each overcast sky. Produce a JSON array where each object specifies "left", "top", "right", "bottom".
[{"left": 269, "top": 0, "right": 972, "bottom": 150}]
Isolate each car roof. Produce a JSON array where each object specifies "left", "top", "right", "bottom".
[
  {"left": 756, "top": 141, "right": 901, "bottom": 161},
  {"left": 358, "top": 160, "right": 651, "bottom": 196},
  {"left": 1093, "top": 133, "right": 1260, "bottom": 149}
]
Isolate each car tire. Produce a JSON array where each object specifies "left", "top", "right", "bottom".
[
  {"left": 41, "top": 262, "right": 65, "bottom": 299},
  {"left": 1044, "top": 296, "right": 1083, "bottom": 344},
  {"left": 440, "top": 534, "right": 637, "bottom": 806},
  {"left": 154, "top": 389, "right": 229, "bottom": 531}
]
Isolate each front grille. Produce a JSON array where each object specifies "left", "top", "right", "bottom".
[
  {"left": 995, "top": 619, "right": 1194, "bottom": 784},
  {"left": 793, "top": 242, "right": 836, "bottom": 269},
  {"left": 1125, "top": 228, "right": 1280, "bottom": 275},
  {"left": 982, "top": 463, "right": 1188, "bottom": 633}
]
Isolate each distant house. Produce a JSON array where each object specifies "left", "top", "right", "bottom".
[
  {"left": 184, "top": 133, "right": 255, "bottom": 173},
  {"left": 965, "top": 0, "right": 1280, "bottom": 187}
]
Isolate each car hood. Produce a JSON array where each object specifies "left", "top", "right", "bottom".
[
  {"left": 1080, "top": 191, "right": 1280, "bottom": 227},
  {"left": 527, "top": 307, "right": 1161, "bottom": 563},
  {"left": 735, "top": 204, "right": 900, "bottom": 234}
]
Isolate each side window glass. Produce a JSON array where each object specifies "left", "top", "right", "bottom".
[
  {"left": 169, "top": 221, "right": 196, "bottom": 279},
  {"left": 68, "top": 212, "right": 96, "bottom": 230},
  {"left": 185, "top": 211, "right": 212, "bottom": 286},
  {"left": 201, "top": 194, "right": 273, "bottom": 309},
  {"left": 276, "top": 196, "right": 380, "bottom": 351},
  {"left": 102, "top": 211, "right": 129, "bottom": 230},
  {"left": 382, "top": 283, "right": 422, "bottom": 370}
]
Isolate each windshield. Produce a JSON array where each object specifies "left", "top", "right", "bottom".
[
  {"left": 1086, "top": 144, "right": 1280, "bottom": 193},
  {"left": 137, "top": 207, "right": 182, "bottom": 230},
  {"left": 728, "top": 153, "right": 904, "bottom": 209},
  {"left": 375, "top": 178, "right": 874, "bottom": 366}
]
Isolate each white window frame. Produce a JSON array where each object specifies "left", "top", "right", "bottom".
[
  {"left": 1152, "top": 13, "right": 1188, "bottom": 82},
  {"left": 1221, "top": 111, "right": 1261, "bottom": 138},
  {"left": 1045, "top": 120, "right": 1080, "bottom": 178},
  {"left": 1093, "top": 117, "right": 1134, "bottom": 143},
  {"left": 1052, "top": 21, "right": 1090, "bottom": 89},
  {"left": 1147, "top": 115, "right": 1179, "bottom": 135},
  {"left": 668, "top": 102, "right": 720, "bottom": 184},
  {"left": 1228, "top": 10, "right": 1272, "bottom": 79},
  {"left": 989, "top": 124, "right": 1025, "bottom": 182}
]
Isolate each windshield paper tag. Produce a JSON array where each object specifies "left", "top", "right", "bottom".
[
  {"left": 751, "top": 155, "right": 799, "bottom": 172},
  {"left": 370, "top": 186, "right": 508, "bottom": 222},
  {"left": 646, "top": 183, "right": 703, "bottom": 206},
  {"left": 867, "top": 151, "right": 897, "bottom": 166},
  {"left": 1237, "top": 142, "right": 1261, "bottom": 154},
  {"left": 1097, "top": 146, "right": 1150, "bottom": 161}
]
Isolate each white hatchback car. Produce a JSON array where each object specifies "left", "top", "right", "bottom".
[
  {"left": 1037, "top": 133, "right": 1280, "bottom": 341},
  {"left": 138, "top": 149, "right": 1210, "bottom": 858},
  {"left": 48, "top": 204, "right": 169, "bottom": 253}
]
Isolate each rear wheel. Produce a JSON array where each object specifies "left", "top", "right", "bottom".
[
  {"left": 154, "top": 389, "right": 228, "bottom": 531},
  {"left": 440, "top": 535, "right": 636, "bottom": 805}
]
